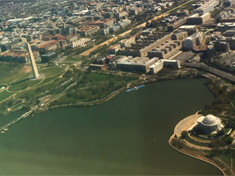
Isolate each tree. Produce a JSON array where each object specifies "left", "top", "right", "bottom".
[
  {"left": 181, "top": 131, "right": 188, "bottom": 139},
  {"left": 63, "top": 70, "right": 74, "bottom": 78},
  {"left": 47, "top": 61, "right": 55, "bottom": 67}
]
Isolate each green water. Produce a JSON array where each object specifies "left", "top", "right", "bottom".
[{"left": 0, "top": 79, "right": 222, "bottom": 175}]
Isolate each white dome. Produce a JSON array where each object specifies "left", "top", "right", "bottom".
[
  {"left": 197, "top": 114, "right": 222, "bottom": 134},
  {"left": 203, "top": 114, "right": 217, "bottom": 124}
]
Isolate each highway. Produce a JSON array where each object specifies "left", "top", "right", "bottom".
[
  {"left": 79, "top": 0, "right": 192, "bottom": 56},
  {"left": 182, "top": 62, "right": 235, "bottom": 83}
]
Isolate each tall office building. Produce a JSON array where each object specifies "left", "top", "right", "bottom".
[{"left": 26, "top": 42, "right": 39, "bottom": 78}]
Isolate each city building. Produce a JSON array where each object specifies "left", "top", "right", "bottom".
[
  {"left": 41, "top": 52, "right": 57, "bottom": 63},
  {"left": 187, "top": 13, "right": 211, "bottom": 25},
  {"left": 178, "top": 25, "right": 198, "bottom": 35},
  {"left": 118, "top": 19, "right": 131, "bottom": 28},
  {"left": 37, "top": 40, "right": 59, "bottom": 53},
  {"left": 141, "top": 28, "right": 156, "bottom": 35},
  {"left": 114, "top": 11, "right": 129, "bottom": 21},
  {"left": 167, "top": 18, "right": 187, "bottom": 31},
  {"left": 88, "top": 18, "right": 115, "bottom": 28},
  {"left": 129, "top": 7, "right": 143, "bottom": 15},
  {"left": 118, "top": 35, "right": 136, "bottom": 47},
  {"left": 67, "top": 38, "right": 91, "bottom": 48},
  {"left": 116, "top": 56, "right": 158, "bottom": 72},
  {"left": 119, "top": 32, "right": 172, "bottom": 57},
  {"left": 176, "top": 10, "right": 189, "bottom": 17},
  {"left": 149, "top": 59, "right": 181, "bottom": 74},
  {"left": 194, "top": 0, "right": 219, "bottom": 14},
  {"left": 223, "top": 29, "right": 235, "bottom": 37},
  {"left": 0, "top": 49, "right": 40, "bottom": 63},
  {"left": 99, "top": 28, "right": 110, "bottom": 35},
  {"left": 171, "top": 31, "right": 188, "bottom": 40},
  {"left": 218, "top": 22, "right": 235, "bottom": 32},
  {"left": 108, "top": 44, "right": 121, "bottom": 54},
  {"left": 214, "top": 41, "right": 230, "bottom": 52},
  {"left": 149, "top": 59, "right": 164, "bottom": 74},
  {"left": 219, "top": 10, "right": 235, "bottom": 22},
  {"left": 147, "top": 40, "right": 182, "bottom": 59},
  {"left": 184, "top": 32, "right": 203, "bottom": 50},
  {"left": 77, "top": 25, "right": 100, "bottom": 36},
  {"left": 109, "top": 24, "right": 121, "bottom": 32}
]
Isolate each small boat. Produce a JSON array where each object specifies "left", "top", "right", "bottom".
[{"left": 126, "top": 85, "right": 145, "bottom": 92}]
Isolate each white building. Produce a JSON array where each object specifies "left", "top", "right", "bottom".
[
  {"left": 184, "top": 32, "right": 203, "bottom": 50},
  {"left": 149, "top": 59, "right": 180, "bottom": 74},
  {"left": 149, "top": 59, "right": 164, "bottom": 74},
  {"left": 194, "top": 0, "right": 219, "bottom": 14},
  {"left": 197, "top": 114, "right": 223, "bottom": 134},
  {"left": 69, "top": 38, "right": 91, "bottom": 48}
]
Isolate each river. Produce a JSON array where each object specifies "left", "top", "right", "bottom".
[{"left": 0, "top": 78, "right": 222, "bottom": 175}]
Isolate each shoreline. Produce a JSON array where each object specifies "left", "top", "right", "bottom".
[
  {"left": 43, "top": 74, "right": 205, "bottom": 112},
  {"left": 169, "top": 113, "right": 233, "bottom": 176},
  {"left": 169, "top": 136, "right": 230, "bottom": 176}
]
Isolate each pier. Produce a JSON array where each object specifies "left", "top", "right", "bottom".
[{"left": 0, "top": 108, "right": 34, "bottom": 133}]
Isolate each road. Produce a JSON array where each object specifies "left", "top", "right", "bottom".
[
  {"left": 182, "top": 62, "right": 235, "bottom": 83},
  {"left": 79, "top": 0, "right": 192, "bottom": 57}
]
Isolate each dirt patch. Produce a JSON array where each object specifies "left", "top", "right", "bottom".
[{"left": 19, "top": 66, "right": 31, "bottom": 74}]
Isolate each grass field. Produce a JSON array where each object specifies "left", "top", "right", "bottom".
[
  {"left": 86, "top": 72, "right": 113, "bottom": 82},
  {"left": 64, "top": 57, "right": 84, "bottom": 62},
  {"left": 0, "top": 91, "right": 14, "bottom": 102},
  {"left": 217, "top": 152, "right": 235, "bottom": 173},
  {"left": 0, "top": 69, "right": 31, "bottom": 85},
  {"left": 0, "top": 62, "right": 23, "bottom": 77},
  {"left": 8, "top": 78, "right": 43, "bottom": 91},
  {"left": 40, "top": 65, "right": 65, "bottom": 76}
]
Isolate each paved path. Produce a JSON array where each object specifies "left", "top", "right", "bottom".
[{"left": 174, "top": 114, "right": 200, "bottom": 137}]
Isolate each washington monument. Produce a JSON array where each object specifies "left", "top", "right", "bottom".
[{"left": 26, "top": 42, "right": 39, "bottom": 78}]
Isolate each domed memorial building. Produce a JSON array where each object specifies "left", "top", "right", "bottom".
[{"left": 196, "top": 114, "right": 223, "bottom": 134}]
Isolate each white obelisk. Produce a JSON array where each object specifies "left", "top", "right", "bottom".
[{"left": 26, "top": 42, "right": 39, "bottom": 78}]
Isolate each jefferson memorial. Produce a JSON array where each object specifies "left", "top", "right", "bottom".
[{"left": 196, "top": 114, "right": 223, "bottom": 134}]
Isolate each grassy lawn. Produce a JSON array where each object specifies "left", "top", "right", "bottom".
[
  {"left": 0, "top": 69, "right": 31, "bottom": 85},
  {"left": 8, "top": 79, "right": 43, "bottom": 91},
  {"left": 0, "top": 91, "right": 14, "bottom": 102},
  {"left": 64, "top": 57, "right": 84, "bottom": 62},
  {"left": 40, "top": 65, "right": 65, "bottom": 77},
  {"left": 0, "top": 62, "right": 23, "bottom": 77},
  {"left": 40, "top": 76, "right": 59, "bottom": 85},
  {"left": 216, "top": 153, "right": 235, "bottom": 173},
  {"left": 185, "top": 135, "right": 211, "bottom": 147},
  {"left": 14, "top": 88, "right": 40, "bottom": 99},
  {"left": 51, "top": 94, "right": 84, "bottom": 105},
  {"left": 85, "top": 72, "right": 113, "bottom": 82}
]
